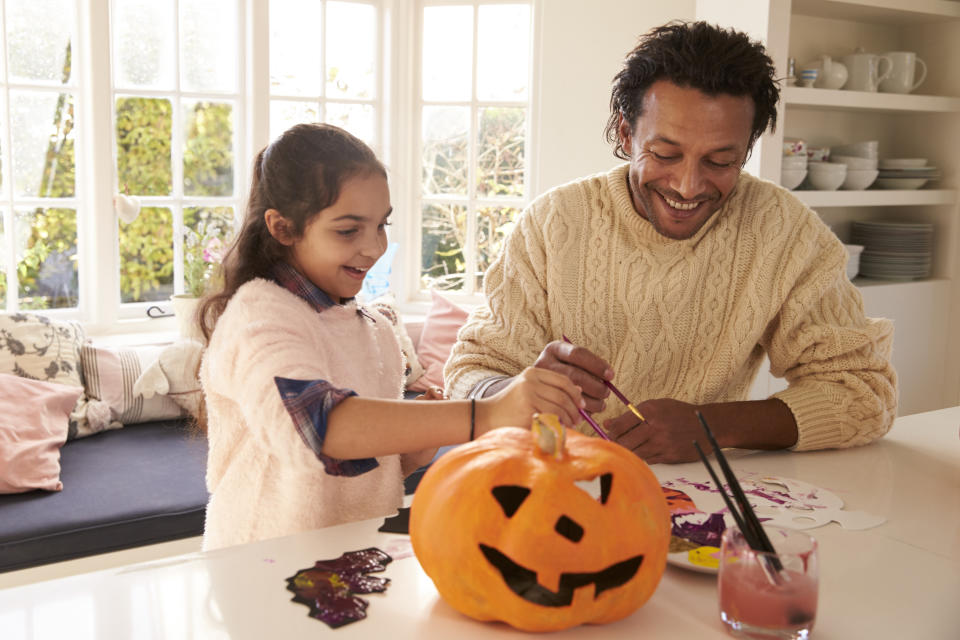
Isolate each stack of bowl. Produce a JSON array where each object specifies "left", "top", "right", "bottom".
[
  {"left": 807, "top": 161, "right": 846, "bottom": 190},
  {"left": 829, "top": 154, "right": 879, "bottom": 190},
  {"left": 781, "top": 154, "right": 807, "bottom": 190}
]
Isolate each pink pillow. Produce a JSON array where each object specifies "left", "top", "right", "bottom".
[
  {"left": 0, "top": 373, "right": 83, "bottom": 493},
  {"left": 407, "top": 290, "right": 470, "bottom": 392}
]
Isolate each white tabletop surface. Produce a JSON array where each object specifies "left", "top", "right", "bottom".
[{"left": 1, "top": 407, "right": 958, "bottom": 639}]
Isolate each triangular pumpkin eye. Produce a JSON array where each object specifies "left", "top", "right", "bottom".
[
  {"left": 492, "top": 485, "right": 531, "bottom": 517},
  {"left": 574, "top": 473, "right": 613, "bottom": 504}
]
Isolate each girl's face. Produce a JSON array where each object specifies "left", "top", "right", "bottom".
[{"left": 285, "top": 172, "right": 391, "bottom": 302}]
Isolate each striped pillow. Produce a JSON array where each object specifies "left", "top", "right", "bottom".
[{"left": 74, "top": 344, "right": 185, "bottom": 439}]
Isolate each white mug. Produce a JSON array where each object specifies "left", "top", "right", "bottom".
[
  {"left": 878, "top": 51, "right": 927, "bottom": 94},
  {"left": 843, "top": 50, "right": 893, "bottom": 92}
]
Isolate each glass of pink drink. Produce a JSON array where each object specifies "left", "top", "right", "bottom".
[{"left": 718, "top": 526, "right": 818, "bottom": 639}]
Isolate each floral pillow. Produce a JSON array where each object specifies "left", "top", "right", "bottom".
[{"left": 0, "top": 312, "right": 85, "bottom": 387}]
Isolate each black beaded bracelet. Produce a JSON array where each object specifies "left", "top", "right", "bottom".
[{"left": 469, "top": 398, "right": 476, "bottom": 441}]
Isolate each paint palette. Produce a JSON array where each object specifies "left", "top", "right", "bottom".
[{"left": 662, "top": 474, "right": 886, "bottom": 574}]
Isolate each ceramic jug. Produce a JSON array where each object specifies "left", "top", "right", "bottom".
[
  {"left": 812, "top": 54, "right": 848, "bottom": 90},
  {"left": 842, "top": 48, "right": 893, "bottom": 92}
]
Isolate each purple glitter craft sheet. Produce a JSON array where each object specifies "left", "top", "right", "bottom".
[{"left": 286, "top": 547, "right": 393, "bottom": 628}]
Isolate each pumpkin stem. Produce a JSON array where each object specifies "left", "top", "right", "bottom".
[{"left": 531, "top": 413, "right": 566, "bottom": 459}]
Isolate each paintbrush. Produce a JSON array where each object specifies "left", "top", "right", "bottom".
[{"left": 561, "top": 334, "right": 646, "bottom": 422}]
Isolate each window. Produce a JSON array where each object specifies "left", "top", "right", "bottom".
[
  {"left": 417, "top": 1, "right": 532, "bottom": 297},
  {"left": 0, "top": 0, "right": 535, "bottom": 332},
  {"left": 269, "top": 0, "right": 381, "bottom": 150},
  {"left": 0, "top": 0, "right": 80, "bottom": 311}
]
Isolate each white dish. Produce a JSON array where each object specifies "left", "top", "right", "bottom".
[
  {"left": 808, "top": 170, "right": 846, "bottom": 191},
  {"left": 832, "top": 141, "right": 879, "bottom": 158},
  {"left": 667, "top": 548, "right": 720, "bottom": 575},
  {"left": 873, "top": 177, "right": 928, "bottom": 190},
  {"left": 878, "top": 158, "right": 927, "bottom": 169},
  {"left": 830, "top": 155, "right": 877, "bottom": 170},
  {"left": 840, "top": 169, "right": 879, "bottom": 190},
  {"left": 781, "top": 168, "right": 807, "bottom": 190}
]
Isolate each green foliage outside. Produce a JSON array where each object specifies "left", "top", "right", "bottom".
[{"left": 3, "top": 34, "right": 236, "bottom": 309}]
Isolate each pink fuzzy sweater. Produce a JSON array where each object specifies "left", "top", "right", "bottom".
[{"left": 200, "top": 278, "right": 405, "bottom": 550}]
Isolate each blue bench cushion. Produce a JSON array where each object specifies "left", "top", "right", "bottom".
[{"left": 0, "top": 419, "right": 208, "bottom": 573}]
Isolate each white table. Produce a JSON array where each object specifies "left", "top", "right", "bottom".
[{"left": 2, "top": 407, "right": 958, "bottom": 639}]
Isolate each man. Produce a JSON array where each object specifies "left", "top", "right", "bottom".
[{"left": 443, "top": 21, "right": 897, "bottom": 463}]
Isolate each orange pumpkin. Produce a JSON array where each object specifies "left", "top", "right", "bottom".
[{"left": 410, "top": 414, "right": 670, "bottom": 632}]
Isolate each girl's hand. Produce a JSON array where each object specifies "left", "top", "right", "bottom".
[
  {"left": 477, "top": 366, "right": 584, "bottom": 437},
  {"left": 417, "top": 385, "right": 444, "bottom": 401}
]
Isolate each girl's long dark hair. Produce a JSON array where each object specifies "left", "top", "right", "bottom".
[{"left": 197, "top": 123, "right": 386, "bottom": 343}]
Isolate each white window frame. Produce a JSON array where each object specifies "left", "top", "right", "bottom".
[{"left": 398, "top": 0, "right": 538, "bottom": 311}]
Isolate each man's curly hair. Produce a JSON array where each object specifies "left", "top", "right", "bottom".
[{"left": 604, "top": 21, "right": 780, "bottom": 159}]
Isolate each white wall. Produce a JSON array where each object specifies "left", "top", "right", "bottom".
[{"left": 532, "top": 0, "right": 695, "bottom": 195}]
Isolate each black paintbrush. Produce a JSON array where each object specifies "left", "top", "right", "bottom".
[{"left": 694, "top": 411, "right": 783, "bottom": 573}]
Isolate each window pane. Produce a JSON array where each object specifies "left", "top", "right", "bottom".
[
  {"left": 422, "top": 6, "right": 472, "bottom": 101},
  {"left": 10, "top": 91, "right": 75, "bottom": 198},
  {"left": 270, "top": 100, "right": 320, "bottom": 140},
  {"left": 180, "top": 0, "right": 238, "bottom": 93},
  {"left": 326, "top": 2, "right": 376, "bottom": 99},
  {"left": 422, "top": 106, "right": 468, "bottom": 196},
  {"left": 6, "top": 0, "right": 74, "bottom": 84},
  {"left": 183, "top": 101, "right": 234, "bottom": 197},
  {"left": 16, "top": 207, "right": 77, "bottom": 310},
  {"left": 184, "top": 206, "right": 235, "bottom": 297},
  {"left": 477, "top": 5, "right": 529, "bottom": 101},
  {"left": 477, "top": 107, "right": 525, "bottom": 198},
  {"left": 119, "top": 206, "right": 173, "bottom": 303},
  {"left": 476, "top": 206, "right": 519, "bottom": 290},
  {"left": 421, "top": 202, "right": 466, "bottom": 292},
  {"left": 112, "top": 0, "right": 176, "bottom": 89},
  {"left": 116, "top": 97, "right": 172, "bottom": 196},
  {"left": 0, "top": 212, "right": 7, "bottom": 307},
  {"left": 325, "top": 102, "right": 374, "bottom": 147},
  {"left": 270, "top": 0, "right": 323, "bottom": 96}
]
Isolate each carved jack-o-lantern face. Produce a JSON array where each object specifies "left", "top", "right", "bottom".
[{"left": 411, "top": 416, "right": 670, "bottom": 632}]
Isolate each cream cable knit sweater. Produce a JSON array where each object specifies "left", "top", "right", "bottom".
[
  {"left": 445, "top": 163, "right": 897, "bottom": 451},
  {"left": 201, "top": 279, "right": 405, "bottom": 550}
]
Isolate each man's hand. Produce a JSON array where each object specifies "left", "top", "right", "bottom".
[
  {"left": 605, "top": 397, "right": 799, "bottom": 464},
  {"left": 533, "top": 340, "right": 613, "bottom": 413},
  {"left": 604, "top": 398, "right": 705, "bottom": 464}
]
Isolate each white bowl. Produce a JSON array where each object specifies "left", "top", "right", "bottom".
[
  {"left": 878, "top": 158, "right": 928, "bottom": 169},
  {"left": 808, "top": 168, "right": 846, "bottom": 191},
  {"left": 781, "top": 169, "right": 807, "bottom": 190},
  {"left": 832, "top": 141, "right": 879, "bottom": 158},
  {"left": 808, "top": 161, "right": 847, "bottom": 174},
  {"left": 844, "top": 244, "right": 864, "bottom": 280},
  {"left": 840, "top": 169, "right": 879, "bottom": 190},
  {"left": 830, "top": 154, "right": 878, "bottom": 170},
  {"left": 782, "top": 155, "right": 808, "bottom": 170}
]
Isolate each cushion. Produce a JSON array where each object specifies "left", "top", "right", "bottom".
[
  {"left": 0, "top": 419, "right": 209, "bottom": 572},
  {"left": 0, "top": 312, "right": 84, "bottom": 386},
  {"left": 0, "top": 374, "right": 83, "bottom": 493},
  {"left": 132, "top": 339, "right": 205, "bottom": 418},
  {"left": 76, "top": 344, "right": 185, "bottom": 438},
  {"left": 407, "top": 290, "right": 470, "bottom": 392},
  {"left": 368, "top": 293, "right": 426, "bottom": 389}
]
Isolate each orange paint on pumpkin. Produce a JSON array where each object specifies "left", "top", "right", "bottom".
[{"left": 410, "top": 414, "right": 671, "bottom": 632}]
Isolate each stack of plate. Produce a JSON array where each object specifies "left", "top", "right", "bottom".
[
  {"left": 851, "top": 221, "right": 933, "bottom": 280},
  {"left": 874, "top": 158, "right": 941, "bottom": 190}
]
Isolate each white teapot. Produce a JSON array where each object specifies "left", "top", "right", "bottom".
[{"left": 809, "top": 54, "right": 848, "bottom": 90}]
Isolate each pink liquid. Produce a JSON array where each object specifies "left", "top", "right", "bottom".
[{"left": 719, "top": 563, "right": 817, "bottom": 635}]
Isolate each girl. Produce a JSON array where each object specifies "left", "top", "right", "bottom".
[{"left": 197, "top": 123, "right": 583, "bottom": 550}]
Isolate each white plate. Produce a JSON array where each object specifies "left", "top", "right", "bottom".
[
  {"left": 878, "top": 158, "right": 927, "bottom": 169},
  {"left": 873, "top": 177, "right": 928, "bottom": 190},
  {"left": 666, "top": 546, "right": 722, "bottom": 574}
]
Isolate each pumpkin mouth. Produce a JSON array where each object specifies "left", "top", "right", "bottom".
[{"left": 478, "top": 544, "right": 644, "bottom": 607}]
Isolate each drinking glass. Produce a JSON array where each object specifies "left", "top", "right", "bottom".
[{"left": 718, "top": 526, "right": 819, "bottom": 639}]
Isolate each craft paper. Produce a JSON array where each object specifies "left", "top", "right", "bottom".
[{"left": 286, "top": 547, "right": 393, "bottom": 628}]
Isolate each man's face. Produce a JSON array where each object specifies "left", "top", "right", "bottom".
[{"left": 618, "top": 80, "right": 755, "bottom": 240}]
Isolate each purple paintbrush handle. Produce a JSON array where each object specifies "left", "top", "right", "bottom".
[{"left": 578, "top": 408, "right": 611, "bottom": 441}]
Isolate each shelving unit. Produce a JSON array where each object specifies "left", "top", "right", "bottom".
[{"left": 699, "top": 0, "right": 960, "bottom": 414}]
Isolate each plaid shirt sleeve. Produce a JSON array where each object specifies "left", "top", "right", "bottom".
[{"left": 274, "top": 376, "right": 379, "bottom": 477}]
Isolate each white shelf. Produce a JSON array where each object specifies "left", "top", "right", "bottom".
[
  {"left": 784, "top": 87, "right": 960, "bottom": 114},
  {"left": 792, "top": 0, "right": 960, "bottom": 24},
  {"left": 854, "top": 276, "right": 951, "bottom": 288},
  {"left": 793, "top": 189, "right": 957, "bottom": 207}
]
